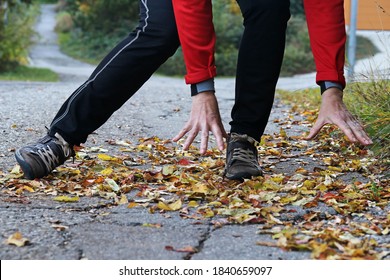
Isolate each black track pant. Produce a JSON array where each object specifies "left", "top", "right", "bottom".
[
  {"left": 49, "top": 0, "right": 180, "bottom": 145},
  {"left": 230, "top": 0, "right": 290, "bottom": 141}
]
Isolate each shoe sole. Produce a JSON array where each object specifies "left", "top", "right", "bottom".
[
  {"left": 224, "top": 170, "right": 263, "bottom": 181},
  {"left": 15, "top": 150, "right": 35, "bottom": 180}
]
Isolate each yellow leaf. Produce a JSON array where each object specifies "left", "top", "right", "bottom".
[
  {"left": 328, "top": 166, "right": 343, "bottom": 172},
  {"left": 202, "top": 208, "right": 215, "bottom": 218},
  {"left": 280, "top": 195, "right": 299, "bottom": 204},
  {"left": 10, "top": 165, "right": 22, "bottom": 175},
  {"left": 295, "top": 167, "right": 308, "bottom": 175},
  {"left": 271, "top": 176, "right": 285, "bottom": 183},
  {"left": 142, "top": 223, "right": 162, "bottom": 228},
  {"left": 22, "top": 186, "right": 35, "bottom": 193},
  {"left": 234, "top": 213, "right": 256, "bottom": 224},
  {"left": 157, "top": 201, "right": 172, "bottom": 211},
  {"left": 127, "top": 202, "right": 138, "bottom": 209},
  {"left": 100, "top": 167, "right": 113, "bottom": 175},
  {"left": 268, "top": 214, "right": 283, "bottom": 225},
  {"left": 192, "top": 184, "right": 210, "bottom": 194},
  {"left": 97, "top": 154, "right": 113, "bottom": 161},
  {"left": 268, "top": 148, "right": 281, "bottom": 156},
  {"left": 6, "top": 232, "right": 30, "bottom": 247},
  {"left": 169, "top": 199, "right": 182, "bottom": 211},
  {"left": 208, "top": 201, "right": 222, "bottom": 207},
  {"left": 53, "top": 196, "right": 79, "bottom": 203},
  {"left": 118, "top": 194, "right": 128, "bottom": 205},
  {"left": 157, "top": 199, "right": 182, "bottom": 211},
  {"left": 188, "top": 201, "right": 199, "bottom": 208},
  {"left": 279, "top": 128, "right": 288, "bottom": 138},
  {"left": 303, "top": 180, "right": 316, "bottom": 188}
]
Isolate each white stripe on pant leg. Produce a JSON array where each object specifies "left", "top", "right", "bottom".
[{"left": 50, "top": 0, "right": 150, "bottom": 129}]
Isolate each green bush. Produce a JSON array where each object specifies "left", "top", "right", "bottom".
[
  {"left": 55, "top": 11, "right": 73, "bottom": 33},
  {"left": 57, "top": 0, "right": 139, "bottom": 62},
  {"left": 157, "top": 48, "right": 185, "bottom": 77},
  {"left": 0, "top": 1, "right": 38, "bottom": 71},
  {"left": 281, "top": 15, "right": 315, "bottom": 76}
]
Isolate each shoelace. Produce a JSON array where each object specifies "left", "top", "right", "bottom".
[
  {"left": 231, "top": 147, "right": 258, "bottom": 167},
  {"left": 34, "top": 133, "right": 72, "bottom": 172},
  {"left": 35, "top": 144, "right": 61, "bottom": 171}
]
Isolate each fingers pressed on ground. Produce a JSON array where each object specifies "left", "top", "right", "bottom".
[
  {"left": 172, "top": 127, "right": 189, "bottom": 142},
  {"left": 200, "top": 131, "right": 209, "bottom": 154},
  {"left": 305, "top": 120, "right": 325, "bottom": 140}
]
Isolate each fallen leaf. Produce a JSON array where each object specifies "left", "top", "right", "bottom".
[
  {"left": 6, "top": 232, "right": 30, "bottom": 247},
  {"left": 165, "top": 245, "right": 197, "bottom": 253},
  {"left": 157, "top": 199, "right": 182, "bottom": 211},
  {"left": 53, "top": 196, "right": 79, "bottom": 203}
]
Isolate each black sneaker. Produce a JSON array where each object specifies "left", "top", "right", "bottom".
[
  {"left": 224, "top": 133, "right": 262, "bottom": 180},
  {"left": 15, "top": 133, "right": 74, "bottom": 180}
]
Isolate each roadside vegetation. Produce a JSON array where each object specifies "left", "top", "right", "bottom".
[
  {"left": 0, "top": 0, "right": 58, "bottom": 81},
  {"left": 276, "top": 80, "right": 390, "bottom": 161},
  {"left": 0, "top": 65, "right": 58, "bottom": 81}
]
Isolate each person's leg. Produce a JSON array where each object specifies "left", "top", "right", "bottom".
[
  {"left": 225, "top": 0, "right": 290, "bottom": 180},
  {"left": 15, "top": 0, "right": 180, "bottom": 179},
  {"left": 49, "top": 0, "right": 180, "bottom": 146},
  {"left": 230, "top": 0, "right": 290, "bottom": 141}
]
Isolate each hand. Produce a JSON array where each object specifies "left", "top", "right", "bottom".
[
  {"left": 172, "top": 91, "right": 228, "bottom": 154},
  {"left": 305, "top": 88, "right": 373, "bottom": 145}
]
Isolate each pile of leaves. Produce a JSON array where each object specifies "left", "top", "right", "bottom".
[{"left": 1, "top": 101, "right": 389, "bottom": 259}]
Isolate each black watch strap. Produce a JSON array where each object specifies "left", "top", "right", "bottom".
[
  {"left": 191, "top": 78, "right": 215, "bottom": 96},
  {"left": 319, "top": 81, "right": 343, "bottom": 94}
]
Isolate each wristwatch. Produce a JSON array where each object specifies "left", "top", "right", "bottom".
[
  {"left": 191, "top": 78, "right": 215, "bottom": 96},
  {"left": 319, "top": 81, "right": 343, "bottom": 94}
]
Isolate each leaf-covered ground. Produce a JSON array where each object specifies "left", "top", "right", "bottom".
[{"left": 1, "top": 107, "right": 389, "bottom": 260}]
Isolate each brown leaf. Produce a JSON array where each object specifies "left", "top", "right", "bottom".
[{"left": 165, "top": 245, "right": 197, "bottom": 253}]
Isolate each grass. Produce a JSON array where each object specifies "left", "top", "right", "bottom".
[
  {"left": 0, "top": 65, "right": 59, "bottom": 82},
  {"left": 57, "top": 33, "right": 100, "bottom": 65},
  {"left": 345, "top": 80, "right": 390, "bottom": 159},
  {"left": 276, "top": 79, "right": 390, "bottom": 160}
]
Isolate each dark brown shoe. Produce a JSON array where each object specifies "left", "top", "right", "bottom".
[{"left": 224, "top": 133, "right": 262, "bottom": 180}]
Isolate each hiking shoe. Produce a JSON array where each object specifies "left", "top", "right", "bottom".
[
  {"left": 224, "top": 133, "right": 262, "bottom": 180},
  {"left": 15, "top": 133, "right": 74, "bottom": 180}
]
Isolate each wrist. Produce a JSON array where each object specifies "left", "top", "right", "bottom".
[{"left": 321, "top": 86, "right": 343, "bottom": 100}]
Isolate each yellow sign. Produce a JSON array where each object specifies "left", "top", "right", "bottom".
[{"left": 345, "top": 0, "right": 390, "bottom": 30}]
